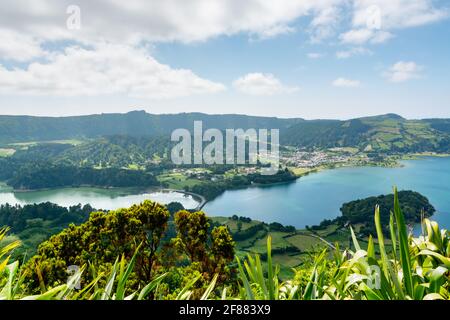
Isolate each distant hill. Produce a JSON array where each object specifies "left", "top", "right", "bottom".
[
  {"left": 339, "top": 190, "right": 435, "bottom": 237},
  {"left": 1, "top": 111, "right": 450, "bottom": 153},
  {"left": 0, "top": 111, "right": 301, "bottom": 143},
  {"left": 282, "top": 114, "right": 450, "bottom": 152},
  {"left": 9, "top": 135, "right": 171, "bottom": 168}
]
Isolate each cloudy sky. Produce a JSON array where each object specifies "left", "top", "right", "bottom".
[{"left": 0, "top": 0, "right": 449, "bottom": 119}]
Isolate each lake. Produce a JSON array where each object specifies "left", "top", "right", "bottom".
[
  {"left": 204, "top": 157, "right": 450, "bottom": 229},
  {"left": 1, "top": 157, "right": 449, "bottom": 229},
  {"left": 0, "top": 186, "right": 199, "bottom": 211}
]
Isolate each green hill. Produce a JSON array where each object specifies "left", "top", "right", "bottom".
[
  {"left": 0, "top": 111, "right": 301, "bottom": 143},
  {"left": 283, "top": 114, "right": 450, "bottom": 152},
  {"left": 1, "top": 111, "right": 450, "bottom": 153}
]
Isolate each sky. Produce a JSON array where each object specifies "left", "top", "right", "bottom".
[{"left": 0, "top": 0, "right": 449, "bottom": 120}]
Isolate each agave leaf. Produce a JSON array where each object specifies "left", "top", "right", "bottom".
[
  {"left": 21, "top": 285, "right": 67, "bottom": 300},
  {"left": 236, "top": 256, "right": 254, "bottom": 299},
  {"left": 116, "top": 244, "right": 141, "bottom": 300},
  {"left": 350, "top": 227, "right": 361, "bottom": 252},
  {"left": 393, "top": 188, "right": 414, "bottom": 298},
  {"left": 138, "top": 272, "right": 168, "bottom": 300},
  {"left": 423, "top": 293, "right": 445, "bottom": 300},
  {"left": 0, "top": 261, "right": 19, "bottom": 299},
  {"left": 71, "top": 273, "right": 104, "bottom": 300},
  {"left": 255, "top": 255, "right": 268, "bottom": 296},
  {"left": 101, "top": 257, "right": 119, "bottom": 300},
  {"left": 428, "top": 266, "right": 448, "bottom": 294},
  {"left": 221, "top": 287, "right": 227, "bottom": 300},
  {"left": 266, "top": 236, "right": 275, "bottom": 300},
  {"left": 56, "top": 265, "right": 85, "bottom": 299},
  {"left": 175, "top": 274, "right": 201, "bottom": 300},
  {"left": 418, "top": 250, "right": 450, "bottom": 268},
  {"left": 367, "top": 235, "right": 375, "bottom": 260},
  {"left": 425, "top": 219, "right": 444, "bottom": 251},
  {"left": 375, "top": 204, "right": 404, "bottom": 299},
  {"left": 200, "top": 274, "right": 218, "bottom": 300},
  {"left": 359, "top": 283, "right": 383, "bottom": 300},
  {"left": 389, "top": 214, "right": 397, "bottom": 261}
]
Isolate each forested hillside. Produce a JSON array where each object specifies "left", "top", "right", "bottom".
[
  {"left": 2, "top": 111, "right": 450, "bottom": 153},
  {"left": 311, "top": 191, "right": 435, "bottom": 238},
  {"left": 283, "top": 114, "right": 450, "bottom": 152},
  {"left": 0, "top": 111, "right": 301, "bottom": 143}
]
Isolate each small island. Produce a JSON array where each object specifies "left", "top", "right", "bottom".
[{"left": 310, "top": 190, "right": 435, "bottom": 237}]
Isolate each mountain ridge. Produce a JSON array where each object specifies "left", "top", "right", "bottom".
[{"left": 1, "top": 111, "right": 450, "bottom": 153}]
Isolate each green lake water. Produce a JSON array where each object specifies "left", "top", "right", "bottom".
[{"left": 0, "top": 186, "right": 199, "bottom": 211}]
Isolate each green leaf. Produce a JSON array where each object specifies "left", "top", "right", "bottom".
[
  {"left": 266, "top": 235, "right": 275, "bottom": 300},
  {"left": 236, "top": 256, "right": 254, "bottom": 300},
  {"left": 350, "top": 227, "right": 361, "bottom": 252},
  {"left": 201, "top": 274, "right": 219, "bottom": 300},
  {"left": 393, "top": 187, "right": 414, "bottom": 298},
  {"left": 138, "top": 273, "right": 167, "bottom": 300}
]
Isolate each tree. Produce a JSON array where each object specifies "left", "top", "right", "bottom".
[
  {"left": 173, "top": 210, "right": 235, "bottom": 280},
  {"left": 166, "top": 202, "right": 185, "bottom": 215},
  {"left": 129, "top": 200, "right": 171, "bottom": 281},
  {"left": 173, "top": 210, "right": 209, "bottom": 262},
  {"left": 22, "top": 200, "right": 170, "bottom": 291}
]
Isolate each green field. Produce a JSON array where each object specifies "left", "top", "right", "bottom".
[
  {"left": 210, "top": 216, "right": 349, "bottom": 279},
  {"left": 8, "top": 139, "right": 85, "bottom": 148},
  {"left": 157, "top": 172, "right": 203, "bottom": 189},
  {"left": 0, "top": 148, "right": 15, "bottom": 157},
  {"left": 285, "top": 234, "right": 323, "bottom": 251}
]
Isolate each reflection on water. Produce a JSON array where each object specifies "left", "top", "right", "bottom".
[{"left": 0, "top": 186, "right": 199, "bottom": 210}]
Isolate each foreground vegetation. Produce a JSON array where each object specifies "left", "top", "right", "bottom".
[
  {"left": 0, "top": 202, "right": 94, "bottom": 258},
  {"left": 1, "top": 190, "right": 436, "bottom": 282},
  {"left": 0, "top": 189, "right": 449, "bottom": 300}
]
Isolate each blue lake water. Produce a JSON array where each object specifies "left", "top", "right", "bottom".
[
  {"left": 204, "top": 157, "right": 450, "bottom": 229},
  {"left": 1, "top": 157, "right": 449, "bottom": 229}
]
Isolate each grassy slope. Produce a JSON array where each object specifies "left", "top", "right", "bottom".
[{"left": 210, "top": 217, "right": 352, "bottom": 279}]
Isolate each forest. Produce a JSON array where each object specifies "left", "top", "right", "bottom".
[
  {"left": 0, "top": 202, "right": 95, "bottom": 258},
  {"left": 308, "top": 191, "right": 435, "bottom": 238}
]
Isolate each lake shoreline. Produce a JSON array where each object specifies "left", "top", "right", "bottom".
[
  {"left": 2, "top": 152, "right": 449, "bottom": 213},
  {"left": 204, "top": 156, "right": 450, "bottom": 230}
]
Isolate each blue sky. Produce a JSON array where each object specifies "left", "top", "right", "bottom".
[{"left": 0, "top": 0, "right": 449, "bottom": 119}]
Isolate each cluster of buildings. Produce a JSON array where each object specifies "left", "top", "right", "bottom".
[{"left": 281, "top": 150, "right": 354, "bottom": 168}]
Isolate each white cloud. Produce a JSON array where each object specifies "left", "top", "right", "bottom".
[
  {"left": 233, "top": 73, "right": 299, "bottom": 95},
  {"left": 307, "top": 52, "right": 325, "bottom": 59},
  {"left": 339, "top": 28, "right": 393, "bottom": 44},
  {"left": 254, "top": 24, "right": 296, "bottom": 40},
  {"left": 0, "top": 29, "right": 46, "bottom": 62},
  {"left": 383, "top": 61, "right": 423, "bottom": 83},
  {"left": 0, "top": 0, "right": 446, "bottom": 62},
  {"left": 308, "top": 5, "right": 343, "bottom": 42},
  {"left": 371, "top": 30, "right": 394, "bottom": 43},
  {"left": 0, "top": 0, "right": 445, "bottom": 101},
  {"left": 352, "top": 0, "right": 448, "bottom": 30},
  {"left": 339, "top": 0, "right": 448, "bottom": 45},
  {"left": 340, "top": 28, "right": 373, "bottom": 44},
  {"left": 0, "top": 44, "right": 226, "bottom": 98},
  {"left": 332, "top": 77, "right": 361, "bottom": 87},
  {"left": 336, "top": 47, "right": 373, "bottom": 59},
  {"left": 0, "top": 0, "right": 347, "bottom": 48}
]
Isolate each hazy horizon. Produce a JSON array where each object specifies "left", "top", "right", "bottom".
[{"left": 0, "top": 109, "right": 447, "bottom": 122}]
